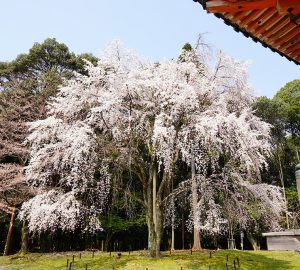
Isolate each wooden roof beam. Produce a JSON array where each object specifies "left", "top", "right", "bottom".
[
  {"left": 254, "top": 11, "right": 282, "bottom": 36},
  {"left": 206, "top": 0, "right": 276, "bottom": 13},
  {"left": 277, "top": 0, "right": 300, "bottom": 15},
  {"left": 285, "top": 40, "right": 300, "bottom": 53},
  {"left": 206, "top": 0, "right": 300, "bottom": 15},
  {"left": 246, "top": 8, "right": 275, "bottom": 30}
]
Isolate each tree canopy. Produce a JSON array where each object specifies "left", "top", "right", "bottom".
[
  {"left": 1, "top": 38, "right": 299, "bottom": 257},
  {"left": 19, "top": 40, "right": 284, "bottom": 257}
]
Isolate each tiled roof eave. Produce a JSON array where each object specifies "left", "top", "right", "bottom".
[{"left": 193, "top": 0, "right": 300, "bottom": 65}]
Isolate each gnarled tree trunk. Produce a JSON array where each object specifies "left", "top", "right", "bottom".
[
  {"left": 144, "top": 151, "right": 178, "bottom": 257},
  {"left": 248, "top": 234, "right": 260, "bottom": 251}
]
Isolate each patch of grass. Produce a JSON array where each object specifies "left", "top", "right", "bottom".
[{"left": 0, "top": 250, "right": 300, "bottom": 270}]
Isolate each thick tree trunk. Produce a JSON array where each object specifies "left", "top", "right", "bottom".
[
  {"left": 248, "top": 234, "right": 260, "bottom": 251},
  {"left": 3, "top": 207, "right": 16, "bottom": 256},
  {"left": 20, "top": 219, "right": 29, "bottom": 255},
  {"left": 147, "top": 218, "right": 163, "bottom": 257},
  {"left": 147, "top": 164, "right": 163, "bottom": 257},
  {"left": 147, "top": 207, "right": 162, "bottom": 257},
  {"left": 148, "top": 222, "right": 156, "bottom": 257},
  {"left": 155, "top": 204, "right": 163, "bottom": 255},
  {"left": 191, "top": 152, "right": 201, "bottom": 250}
]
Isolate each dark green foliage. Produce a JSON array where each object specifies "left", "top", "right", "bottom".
[
  {"left": 100, "top": 214, "right": 146, "bottom": 233},
  {"left": 253, "top": 96, "right": 286, "bottom": 143},
  {"left": 274, "top": 80, "right": 300, "bottom": 136},
  {"left": 0, "top": 38, "right": 99, "bottom": 92},
  {"left": 254, "top": 79, "right": 300, "bottom": 141},
  {"left": 0, "top": 38, "right": 100, "bottom": 255},
  {"left": 182, "top": 43, "right": 193, "bottom": 52},
  {"left": 253, "top": 80, "right": 300, "bottom": 187},
  {"left": 253, "top": 79, "right": 300, "bottom": 229},
  {"left": 78, "top": 53, "right": 99, "bottom": 67},
  {"left": 286, "top": 187, "right": 299, "bottom": 212}
]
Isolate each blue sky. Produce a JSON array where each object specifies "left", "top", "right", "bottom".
[{"left": 1, "top": 0, "right": 299, "bottom": 97}]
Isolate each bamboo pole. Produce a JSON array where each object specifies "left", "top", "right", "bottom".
[{"left": 278, "top": 155, "right": 290, "bottom": 229}]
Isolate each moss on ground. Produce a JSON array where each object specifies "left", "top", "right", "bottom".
[{"left": 0, "top": 250, "right": 300, "bottom": 270}]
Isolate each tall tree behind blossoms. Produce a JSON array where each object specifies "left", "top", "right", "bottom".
[
  {"left": 172, "top": 49, "right": 284, "bottom": 250},
  {"left": 253, "top": 80, "right": 300, "bottom": 229},
  {"left": 21, "top": 40, "right": 283, "bottom": 257},
  {"left": 253, "top": 80, "right": 300, "bottom": 187},
  {"left": 0, "top": 38, "right": 98, "bottom": 255}
]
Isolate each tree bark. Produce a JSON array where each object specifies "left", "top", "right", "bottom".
[
  {"left": 171, "top": 224, "right": 175, "bottom": 250},
  {"left": 104, "top": 229, "right": 113, "bottom": 252},
  {"left": 248, "top": 234, "right": 260, "bottom": 251},
  {"left": 146, "top": 164, "right": 163, "bottom": 257},
  {"left": 20, "top": 219, "right": 29, "bottom": 255},
  {"left": 147, "top": 206, "right": 163, "bottom": 257},
  {"left": 240, "top": 231, "right": 244, "bottom": 251},
  {"left": 171, "top": 179, "right": 175, "bottom": 251},
  {"left": 155, "top": 203, "right": 163, "bottom": 256},
  {"left": 153, "top": 166, "right": 157, "bottom": 229},
  {"left": 191, "top": 151, "right": 201, "bottom": 250},
  {"left": 3, "top": 207, "right": 16, "bottom": 256},
  {"left": 148, "top": 221, "right": 156, "bottom": 257},
  {"left": 147, "top": 164, "right": 156, "bottom": 257},
  {"left": 101, "top": 240, "right": 104, "bottom": 252},
  {"left": 227, "top": 222, "right": 236, "bottom": 250}
]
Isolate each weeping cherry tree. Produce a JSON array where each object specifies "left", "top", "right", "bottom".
[{"left": 20, "top": 40, "right": 284, "bottom": 257}]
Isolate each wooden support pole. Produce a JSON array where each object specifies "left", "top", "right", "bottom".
[{"left": 3, "top": 207, "right": 16, "bottom": 256}]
